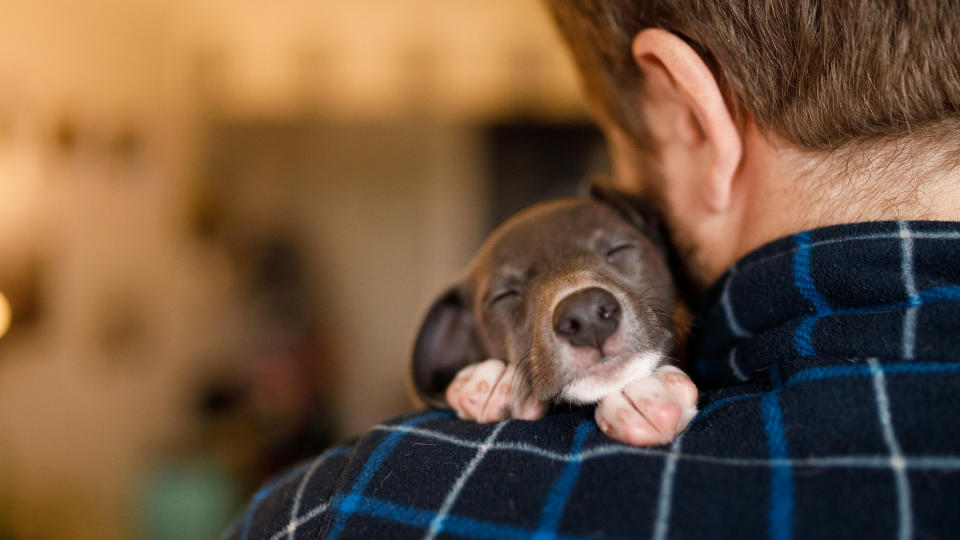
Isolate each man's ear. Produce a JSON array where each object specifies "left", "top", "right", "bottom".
[
  {"left": 631, "top": 28, "right": 743, "bottom": 212},
  {"left": 410, "top": 285, "right": 483, "bottom": 408}
]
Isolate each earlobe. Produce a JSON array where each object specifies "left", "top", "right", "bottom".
[{"left": 631, "top": 28, "right": 743, "bottom": 212}]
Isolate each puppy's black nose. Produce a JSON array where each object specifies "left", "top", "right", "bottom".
[{"left": 553, "top": 287, "right": 621, "bottom": 350}]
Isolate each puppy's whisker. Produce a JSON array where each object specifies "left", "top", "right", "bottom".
[{"left": 510, "top": 348, "right": 538, "bottom": 411}]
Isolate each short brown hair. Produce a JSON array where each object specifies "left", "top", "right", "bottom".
[{"left": 545, "top": 0, "right": 960, "bottom": 152}]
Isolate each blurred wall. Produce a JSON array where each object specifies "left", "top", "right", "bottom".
[{"left": 0, "top": 1, "right": 590, "bottom": 539}]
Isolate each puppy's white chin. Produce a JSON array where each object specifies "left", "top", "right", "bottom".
[{"left": 559, "top": 350, "right": 663, "bottom": 405}]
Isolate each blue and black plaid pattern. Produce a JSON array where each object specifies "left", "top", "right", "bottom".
[{"left": 224, "top": 221, "right": 960, "bottom": 540}]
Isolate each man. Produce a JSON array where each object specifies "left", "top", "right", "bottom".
[{"left": 225, "top": 1, "right": 960, "bottom": 538}]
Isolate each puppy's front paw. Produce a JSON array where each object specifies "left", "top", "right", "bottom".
[
  {"left": 445, "top": 359, "right": 545, "bottom": 423},
  {"left": 595, "top": 365, "right": 698, "bottom": 446}
]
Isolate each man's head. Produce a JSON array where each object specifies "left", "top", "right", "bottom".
[{"left": 545, "top": 0, "right": 960, "bottom": 288}]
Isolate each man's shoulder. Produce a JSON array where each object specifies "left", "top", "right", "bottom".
[{"left": 222, "top": 408, "right": 614, "bottom": 539}]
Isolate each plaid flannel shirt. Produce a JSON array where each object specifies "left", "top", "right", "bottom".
[{"left": 224, "top": 220, "right": 960, "bottom": 540}]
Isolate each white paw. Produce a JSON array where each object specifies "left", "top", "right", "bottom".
[
  {"left": 595, "top": 365, "right": 698, "bottom": 446},
  {"left": 445, "top": 359, "right": 546, "bottom": 423}
]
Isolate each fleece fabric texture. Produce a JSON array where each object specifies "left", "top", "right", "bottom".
[{"left": 223, "top": 220, "right": 960, "bottom": 540}]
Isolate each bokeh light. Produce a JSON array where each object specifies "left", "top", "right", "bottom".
[{"left": 0, "top": 291, "right": 10, "bottom": 340}]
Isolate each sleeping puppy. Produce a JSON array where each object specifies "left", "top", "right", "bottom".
[{"left": 410, "top": 186, "right": 698, "bottom": 446}]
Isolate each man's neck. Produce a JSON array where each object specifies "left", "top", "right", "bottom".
[{"left": 733, "top": 129, "right": 960, "bottom": 274}]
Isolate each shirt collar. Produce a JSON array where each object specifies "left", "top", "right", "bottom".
[{"left": 690, "top": 221, "right": 960, "bottom": 388}]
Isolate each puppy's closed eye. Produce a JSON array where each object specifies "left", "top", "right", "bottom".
[
  {"left": 487, "top": 289, "right": 521, "bottom": 308},
  {"left": 606, "top": 242, "right": 637, "bottom": 258},
  {"left": 605, "top": 242, "right": 640, "bottom": 266}
]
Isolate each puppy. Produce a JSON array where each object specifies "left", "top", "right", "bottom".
[{"left": 411, "top": 186, "right": 698, "bottom": 446}]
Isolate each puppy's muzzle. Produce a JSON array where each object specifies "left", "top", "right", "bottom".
[{"left": 552, "top": 287, "right": 621, "bottom": 352}]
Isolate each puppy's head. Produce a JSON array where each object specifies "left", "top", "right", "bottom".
[{"left": 411, "top": 187, "right": 675, "bottom": 409}]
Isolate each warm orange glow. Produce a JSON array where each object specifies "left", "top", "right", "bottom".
[{"left": 0, "top": 291, "right": 9, "bottom": 340}]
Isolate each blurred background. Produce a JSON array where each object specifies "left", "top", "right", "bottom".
[{"left": 0, "top": 1, "right": 609, "bottom": 538}]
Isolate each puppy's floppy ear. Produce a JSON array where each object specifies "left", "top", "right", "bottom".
[
  {"left": 587, "top": 180, "right": 664, "bottom": 245},
  {"left": 411, "top": 285, "right": 483, "bottom": 408}
]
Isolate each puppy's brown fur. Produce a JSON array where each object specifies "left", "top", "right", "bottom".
[{"left": 411, "top": 187, "right": 678, "bottom": 411}]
